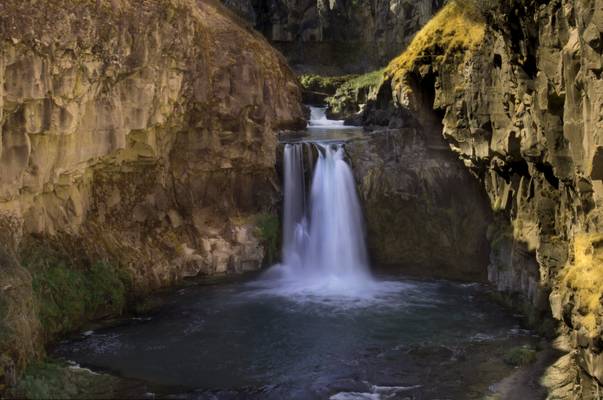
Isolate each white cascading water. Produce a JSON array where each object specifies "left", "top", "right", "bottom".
[
  {"left": 258, "top": 141, "right": 383, "bottom": 299},
  {"left": 254, "top": 107, "right": 407, "bottom": 302},
  {"left": 283, "top": 142, "right": 373, "bottom": 285},
  {"left": 307, "top": 106, "right": 357, "bottom": 129}
]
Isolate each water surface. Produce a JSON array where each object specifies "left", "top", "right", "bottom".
[
  {"left": 54, "top": 275, "right": 537, "bottom": 399},
  {"left": 54, "top": 109, "right": 539, "bottom": 399}
]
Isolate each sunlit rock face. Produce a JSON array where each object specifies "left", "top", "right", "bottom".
[
  {"left": 0, "top": 0, "right": 304, "bottom": 382},
  {"left": 352, "top": 1, "right": 603, "bottom": 396},
  {"left": 221, "top": 0, "right": 444, "bottom": 73}
]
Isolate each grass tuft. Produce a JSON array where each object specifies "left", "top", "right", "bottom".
[
  {"left": 559, "top": 233, "right": 603, "bottom": 336},
  {"left": 20, "top": 242, "right": 129, "bottom": 340},
  {"left": 255, "top": 213, "right": 281, "bottom": 265}
]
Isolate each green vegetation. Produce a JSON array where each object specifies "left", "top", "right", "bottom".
[
  {"left": 503, "top": 345, "right": 538, "bottom": 366},
  {"left": 20, "top": 242, "right": 129, "bottom": 340},
  {"left": 299, "top": 74, "right": 357, "bottom": 95},
  {"left": 9, "top": 360, "right": 119, "bottom": 399},
  {"left": 255, "top": 213, "right": 281, "bottom": 265},
  {"left": 326, "top": 69, "right": 386, "bottom": 118},
  {"left": 339, "top": 69, "right": 385, "bottom": 91}
]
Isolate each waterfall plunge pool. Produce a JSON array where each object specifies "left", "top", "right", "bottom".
[
  {"left": 52, "top": 107, "right": 543, "bottom": 399},
  {"left": 53, "top": 275, "right": 540, "bottom": 399}
]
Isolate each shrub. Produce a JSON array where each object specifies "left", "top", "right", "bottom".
[
  {"left": 299, "top": 74, "right": 358, "bottom": 95},
  {"left": 10, "top": 360, "right": 119, "bottom": 399}
]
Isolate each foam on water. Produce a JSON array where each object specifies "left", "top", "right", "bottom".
[{"left": 330, "top": 384, "right": 423, "bottom": 400}]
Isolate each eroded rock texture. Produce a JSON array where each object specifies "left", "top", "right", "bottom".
[
  {"left": 347, "top": 127, "right": 491, "bottom": 282},
  {"left": 221, "top": 0, "right": 444, "bottom": 73},
  {"left": 356, "top": 0, "right": 603, "bottom": 396},
  {"left": 0, "top": 0, "right": 304, "bottom": 385}
]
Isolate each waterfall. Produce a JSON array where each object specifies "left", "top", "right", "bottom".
[
  {"left": 263, "top": 142, "right": 376, "bottom": 296},
  {"left": 282, "top": 144, "right": 307, "bottom": 267},
  {"left": 307, "top": 106, "right": 354, "bottom": 129}
]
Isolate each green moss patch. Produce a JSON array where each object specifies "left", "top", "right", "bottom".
[
  {"left": 326, "top": 69, "right": 386, "bottom": 118},
  {"left": 299, "top": 74, "right": 358, "bottom": 96},
  {"left": 386, "top": 1, "right": 486, "bottom": 99},
  {"left": 503, "top": 345, "right": 538, "bottom": 366},
  {"left": 9, "top": 360, "right": 120, "bottom": 399},
  {"left": 255, "top": 213, "right": 281, "bottom": 265},
  {"left": 19, "top": 241, "right": 130, "bottom": 340}
]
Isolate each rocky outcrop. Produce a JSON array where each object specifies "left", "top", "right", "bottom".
[
  {"left": 347, "top": 126, "right": 491, "bottom": 281},
  {"left": 221, "top": 0, "right": 444, "bottom": 73},
  {"left": 355, "top": 0, "right": 603, "bottom": 396},
  {"left": 0, "top": 0, "right": 304, "bottom": 387}
]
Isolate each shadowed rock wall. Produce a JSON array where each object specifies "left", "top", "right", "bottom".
[
  {"left": 222, "top": 0, "right": 444, "bottom": 73},
  {"left": 347, "top": 125, "right": 492, "bottom": 282}
]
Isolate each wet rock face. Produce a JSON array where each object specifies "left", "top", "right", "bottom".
[
  {"left": 347, "top": 126, "right": 491, "bottom": 281},
  {"left": 0, "top": 0, "right": 304, "bottom": 382},
  {"left": 222, "top": 0, "right": 443, "bottom": 73}
]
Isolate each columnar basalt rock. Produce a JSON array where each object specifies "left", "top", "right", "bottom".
[
  {"left": 0, "top": 0, "right": 304, "bottom": 385},
  {"left": 221, "top": 0, "right": 444, "bottom": 73},
  {"left": 346, "top": 127, "right": 492, "bottom": 282},
  {"left": 355, "top": 1, "right": 603, "bottom": 396}
]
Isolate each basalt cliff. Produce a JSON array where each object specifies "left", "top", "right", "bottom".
[
  {"left": 336, "top": 0, "right": 603, "bottom": 396},
  {"left": 222, "top": 0, "right": 444, "bottom": 73},
  {"left": 0, "top": 0, "right": 304, "bottom": 388}
]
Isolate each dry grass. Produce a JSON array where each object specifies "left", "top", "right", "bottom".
[
  {"left": 385, "top": 1, "right": 486, "bottom": 82},
  {"left": 560, "top": 233, "right": 603, "bottom": 336}
]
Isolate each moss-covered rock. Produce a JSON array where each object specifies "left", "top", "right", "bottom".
[
  {"left": 299, "top": 74, "right": 357, "bottom": 105},
  {"left": 504, "top": 346, "right": 538, "bottom": 367},
  {"left": 326, "top": 69, "right": 385, "bottom": 120}
]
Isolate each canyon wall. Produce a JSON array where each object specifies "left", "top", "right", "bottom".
[
  {"left": 0, "top": 0, "right": 304, "bottom": 388},
  {"left": 221, "top": 0, "right": 444, "bottom": 73},
  {"left": 345, "top": 0, "right": 603, "bottom": 396},
  {"left": 347, "top": 127, "right": 491, "bottom": 282}
]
